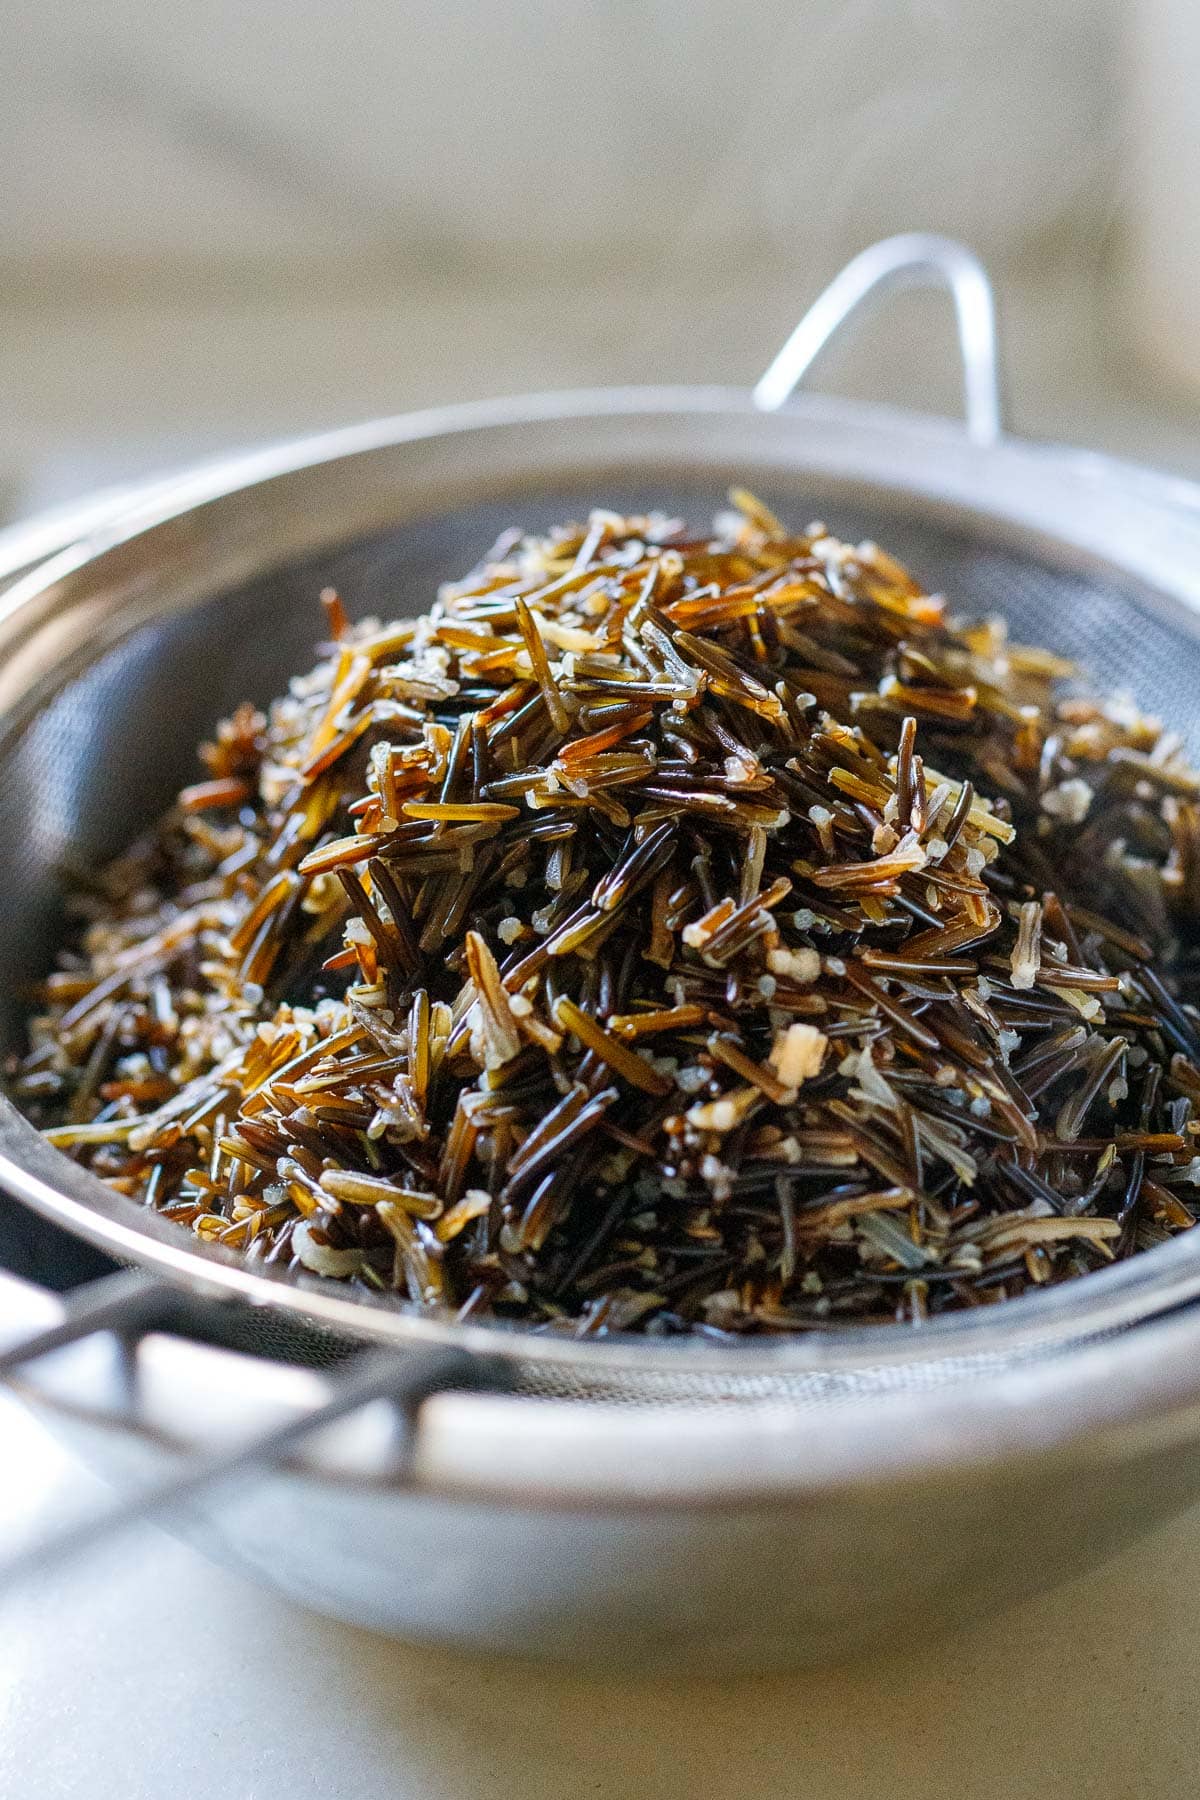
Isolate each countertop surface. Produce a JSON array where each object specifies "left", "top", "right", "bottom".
[{"left": 1, "top": 1383, "right": 1196, "bottom": 1800}]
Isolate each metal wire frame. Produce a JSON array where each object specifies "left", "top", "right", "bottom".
[{"left": 0, "top": 1265, "right": 508, "bottom": 1593}]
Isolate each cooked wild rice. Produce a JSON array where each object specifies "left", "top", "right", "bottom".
[{"left": 11, "top": 493, "right": 1200, "bottom": 1336}]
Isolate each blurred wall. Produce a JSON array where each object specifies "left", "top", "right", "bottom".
[{"left": 2, "top": 0, "right": 1115, "bottom": 289}]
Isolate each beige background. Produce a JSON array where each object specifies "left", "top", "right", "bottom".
[{"left": 0, "top": 1, "right": 1110, "bottom": 276}]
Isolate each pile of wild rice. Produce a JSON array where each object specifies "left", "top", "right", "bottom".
[{"left": 12, "top": 492, "right": 1200, "bottom": 1336}]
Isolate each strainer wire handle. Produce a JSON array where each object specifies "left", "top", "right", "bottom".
[
  {"left": 0, "top": 1267, "right": 506, "bottom": 1594},
  {"left": 752, "top": 232, "right": 1003, "bottom": 445}
]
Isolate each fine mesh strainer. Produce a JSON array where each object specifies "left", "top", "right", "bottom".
[{"left": 6, "top": 236, "right": 1200, "bottom": 1666}]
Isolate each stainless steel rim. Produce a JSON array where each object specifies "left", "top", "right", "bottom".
[{"left": 10, "top": 1259, "right": 1200, "bottom": 1508}]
